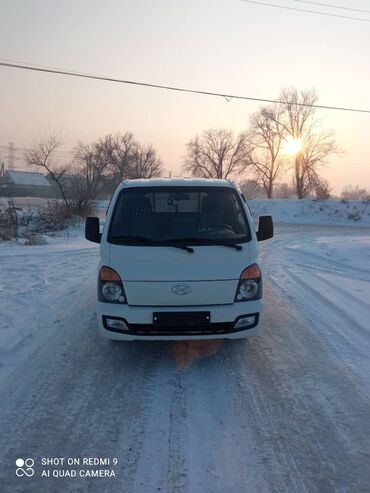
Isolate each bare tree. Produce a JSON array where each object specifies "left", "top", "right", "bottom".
[
  {"left": 341, "top": 185, "right": 370, "bottom": 201},
  {"left": 95, "top": 133, "right": 138, "bottom": 187},
  {"left": 183, "top": 129, "right": 252, "bottom": 180},
  {"left": 267, "top": 88, "right": 337, "bottom": 199},
  {"left": 92, "top": 132, "right": 162, "bottom": 184},
  {"left": 71, "top": 142, "right": 110, "bottom": 211},
  {"left": 70, "top": 134, "right": 163, "bottom": 206},
  {"left": 298, "top": 130, "right": 335, "bottom": 198},
  {"left": 130, "top": 145, "right": 163, "bottom": 179},
  {"left": 25, "top": 132, "right": 70, "bottom": 206},
  {"left": 273, "top": 182, "right": 295, "bottom": 199},
  {"left": 247, "top": 105, "right": 286, "bottom": 198},
  {"left": 239, "top": 179, "right": 266, "bottom": 199}
]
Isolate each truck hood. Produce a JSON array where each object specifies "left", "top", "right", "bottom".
[
  {"left": 107, "top": 243, "right": 251, "bottom": 282},
  {"left": 105, "top": 243, "right": 252, "bottom": 306}
]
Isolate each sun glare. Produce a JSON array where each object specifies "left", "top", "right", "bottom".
[{"left": 283, "top": 137, "right": 303, "bottom": 155}]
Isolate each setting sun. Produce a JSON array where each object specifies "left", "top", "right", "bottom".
[{"left": 283, "top": 137, "right": 303, "bottom": 155}]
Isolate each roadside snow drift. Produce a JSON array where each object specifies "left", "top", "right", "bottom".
[{"left": 248, "top": 198, "right": 370, "bottom": 227}]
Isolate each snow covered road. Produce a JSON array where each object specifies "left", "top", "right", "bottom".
[{"left": 0, "top": 225, "right": 369, "bottom": 492}]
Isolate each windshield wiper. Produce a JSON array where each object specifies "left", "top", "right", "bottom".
[
  {"left": 168, "top": 237, "right": 243, "bottom": 251},
  {"left": 217, "top": 242, "right": 243, "bottom": 251},
  {"left": 168, "top": 244, "right": 194, "bottom": 253},
  {"left": 111, "top": 235, "right": 194, "bottom": 253},
  {"left": 154, "top": 239, "right": 194, "bottom": 253}
]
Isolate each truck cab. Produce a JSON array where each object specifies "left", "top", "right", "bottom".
[{"left": 86, "top": 178, "right": 273, "bottom": 340}]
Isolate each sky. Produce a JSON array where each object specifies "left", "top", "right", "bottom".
[{"left": 0, "top": 0, "right": 369, "bottom": 194}]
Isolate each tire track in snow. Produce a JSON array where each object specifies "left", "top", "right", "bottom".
[
  {"left": 283, "top": 266, "right": 370, "bottom": 342},
  {"left": 267, "top": 262, "right": 370, "bottom": 368},
  {"left": 231, "top": 281, "right": 370, "bottom": 492},
  {"left": 0, "top": 308, "right": 167, "bottom": 493},
  {"left": 286, "top": 247, "right": 370, "bottom": 281},
  {"left": 166, "top": 375, "right": 189, "bottom": 493},
  {"left": 312, "top": 270, "right": 369, "bottom": 311}
]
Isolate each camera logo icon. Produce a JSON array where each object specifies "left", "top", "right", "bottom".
[{"left": 16, "top": 458, "right": 34, "bottom": 477}]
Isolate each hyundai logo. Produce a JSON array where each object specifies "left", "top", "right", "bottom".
[{"left": 171, "top": 284, "right": 192, "bottom": 295}]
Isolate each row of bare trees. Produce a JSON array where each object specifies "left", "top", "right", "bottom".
[
  {"left": 183, "top": 88, "right": 337, "bottom": 199},
  {"left": 25, "top": 87, "right": 337, "bottom": 206},
  {"left": 72, "top": 133, "right": 162, "bottom": 209},
  {"left": 25, "top": 132, "right": 163, "bottom": 211}
]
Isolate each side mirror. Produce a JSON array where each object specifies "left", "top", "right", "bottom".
[
  {"left": 85, "top": 217, "right": 101, "bottom": 243},
  {"left": 256, "top": 215, "right": 273, "bottom": 241}
]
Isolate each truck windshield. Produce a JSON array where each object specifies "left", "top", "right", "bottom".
[{"left": 108, "top": 186, "right": 251, "bottom": 245}]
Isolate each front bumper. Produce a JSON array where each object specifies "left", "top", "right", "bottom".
[{"left": 96, "top": 300, "right": 263, "bottom": 341}]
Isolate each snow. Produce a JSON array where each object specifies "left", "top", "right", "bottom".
[
  {"left": 1, "top": 202, "right": 370, "bottom": 492},
  {"left": 0, "top": 236, "right": 98, "bottom": 353},
  {"left": 248, "top": 198, "right": 370, "bottom": 227},
  {"left": 260, "top": 225, "right": 370, "bottom": 368},
  {"left": 0, "top": 196, "right": 52, "bottom": 209},
  {"left": 120, "top": 177, "right": 233, "bottom": 187},
  {"left": 285, "top": 233, "right": 370, "bottom": 272}
]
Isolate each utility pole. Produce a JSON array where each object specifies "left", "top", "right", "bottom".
[{"left": 8, "top": 142, "right": 15, "bottom": 169}]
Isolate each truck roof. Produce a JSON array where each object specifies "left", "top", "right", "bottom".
[{"left": 120, "top": 178, "right": 236, "bottom": 189}]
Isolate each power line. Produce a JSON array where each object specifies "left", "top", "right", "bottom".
[
  {"left": 293, "top": 0, "right": 370, "bottom": 15},
  {"left": 240, "top": 0, "right": 370, "bottom": 22},
  {"left": 0, "top": 56, "right": 99, "bottom": 79},
  {"left": 1, "top": 59, "right": 370, "bottom": 114},
  {"left": 0, "top": 144, "right": 75, "bottom": 155}
]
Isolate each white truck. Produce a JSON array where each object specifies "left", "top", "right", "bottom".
[{"left": 85, "top": 178, "right": 273, "bottom": 340}]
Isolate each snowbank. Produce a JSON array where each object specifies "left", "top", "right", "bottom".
[{"left": 248, "top": 199, "right": 370, "bottom": 227}]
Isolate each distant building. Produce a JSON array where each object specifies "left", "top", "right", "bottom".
[
  {"left": 0, "top": 169, "right": 58, "bottom": 198},
  {"left": 0, "top": 166, "right": 115, "bottom": 200}
]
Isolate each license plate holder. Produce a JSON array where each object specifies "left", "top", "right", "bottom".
[{"left": 153, "top": 311, "right": 211, "bottom": 328}]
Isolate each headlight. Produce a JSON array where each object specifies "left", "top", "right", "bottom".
[
  {"left": 102, "top": 282, "right": 125, "bottom": 302},
  {"left": 235, "top": 264, "right": 262, "bottom": 301},
  {"left": 98, "top": 266, "right": 127, "bottom": 304}
]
